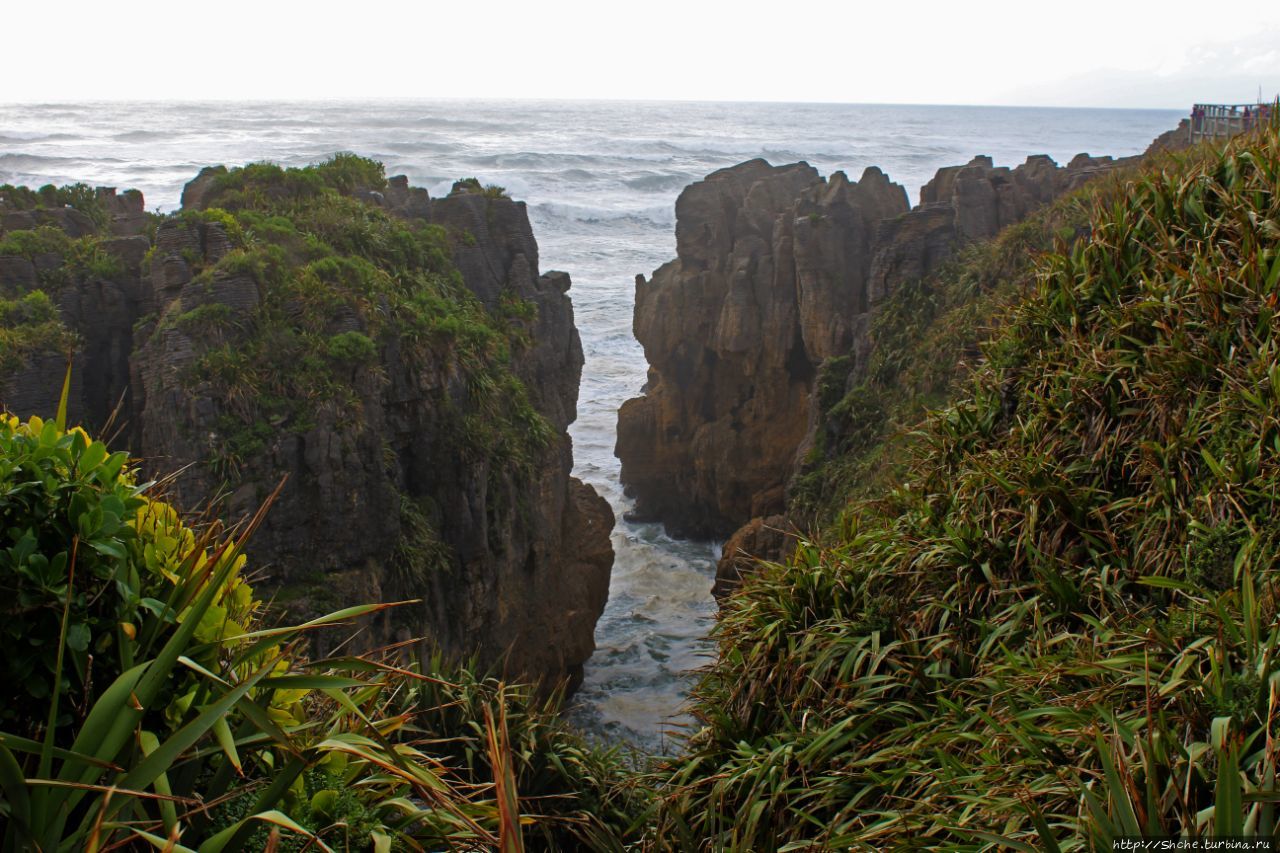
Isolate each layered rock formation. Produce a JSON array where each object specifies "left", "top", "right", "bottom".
[
  {"left": 617, "top": 149, "right": 1136, "bottom": 557},
  {"left": 616, "top": 161, "right": 909, "bottom": 538},
  {"left": 0, "top": 170, "right": 613, "bottom": 691},
  {"left": 866, "top": 153, "right": 1122, "bottom": 309}
]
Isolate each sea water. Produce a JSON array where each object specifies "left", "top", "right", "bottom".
[{"left": 0, "top": 99, "right": 1182, "bottom": 750}]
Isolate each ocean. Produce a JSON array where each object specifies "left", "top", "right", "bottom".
[{"left": 0, "top": 99, "right": 1183, "bottom": 750}]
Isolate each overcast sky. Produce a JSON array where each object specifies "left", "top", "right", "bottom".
[{"left": 5, "top": 0, "right": 1279, "bottom": 108}]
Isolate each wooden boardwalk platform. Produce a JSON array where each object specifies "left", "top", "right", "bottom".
[{"left": 1189, "top": 102, "right": 1274, "bottom": 143}]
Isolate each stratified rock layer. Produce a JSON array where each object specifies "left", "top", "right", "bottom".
[
  {"left": 616, "top": 161, "right": 908, "bottom": 538},
  {"left": 0, "top": 175, "right": 613, "bottom": 692},
  {"left": 618, "top": 151, "right": 1135, "bottom": 543}
]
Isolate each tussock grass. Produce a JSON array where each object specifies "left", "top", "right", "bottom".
[
  {"left": 791, "top": 179, "right": 1098, "bottom": 525},
  {"left": 656, "top": 123, "right": 1280, "bottom": 850}
]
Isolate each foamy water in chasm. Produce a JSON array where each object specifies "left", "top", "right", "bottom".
[{"left": 0, "top": 99, "right": 1182, "bottom": 750}]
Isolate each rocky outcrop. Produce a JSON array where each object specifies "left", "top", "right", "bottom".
[
  {"left": 713, "top": 514, "right": 795, "bottom": 599},
  {"left": 101, "top": 187, "right": 150, "bottom": 236},
  {"left": 0, "top": 172, "right": 613, "bottom": 692},
  {"left": 618, "top": 149, "right": 1138, "bottom": 547},
  {"left": 867, "top": 152, "right": 1127, "bottom": 304},
  {"left": 0, "top": 231, "right": 151, "bottom": 432},
  {"left": 616, "top": 161, "right": 908, "bottom": 538},
  {"left": 1146, "top": 119, "right": 1193, "bottom": 155}
]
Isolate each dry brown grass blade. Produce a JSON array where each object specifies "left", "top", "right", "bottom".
[{"left": 483, "top": 687, "right": 524, "bottom": 853}]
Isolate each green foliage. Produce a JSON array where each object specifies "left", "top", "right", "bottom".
[
  {"left": 658, "top": 126, "right": 1280, "bottom": 848},
  {"left": 0, "top": 290, "right": 59, "bottom": 328},
  {"left": 789, "top": 192, "right": 1095, "bottom": 526},
  {"left": 0, "top": 226, "right": 123, "bottom": 289},
  {"left": 0, "top": 225, "right": 73, "bottom": 264},
  {"left": 0, "top": 221, "right": 127, "bottom": 373},
  {"left": 180, "top": 206, "right": 246, "bottom": 245},
  {"left": 169, "top": 301, "right": 235, "bottom": 337},
  {"left": 0, "top": 410, "right": 603, "bottom": 851},
  {"left": 161, "top": 155, "right": 552, "bottom": 481},
  {"left": 0, "top": 182, "right": 109, "bottom": 231},
  {"left": 389, "top": 494, "right": 452, "bottom": 597},
  {"left": 323, "top": 330, "right": 378, "bottom": 364},
  {"left": 0, "top": 291, "right": 77, "bottom": 374},
  {"left": 313, "top": 151, "right": 388, "bottom": 193},
  {"left": 453, "top": 177, "right": 510, "bottom": 199},
  {"left": 208, "top": 765, "right": 390, "bottom": 851},
  {"left": 0, "top": 413, "right": 147, "bottom": 735},
  {"left": 407, "top": 656, "right": 651, "bottom": 850}
]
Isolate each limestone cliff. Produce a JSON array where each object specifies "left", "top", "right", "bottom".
[
  {"left": 0, "top": 164, "right": 612, "bottom": 691},
  {"left": 616, "top": 161, "right": 909, "bottom": 538},
  {"left": 616, "top": 148, "right": 1137, "bottom": 571}
]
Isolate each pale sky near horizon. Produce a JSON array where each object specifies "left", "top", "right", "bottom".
[{"left": 5, "top": 0, "right": 1279, "bottom": 108}]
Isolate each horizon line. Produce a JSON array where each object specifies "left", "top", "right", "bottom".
[{"left": 0, "top": 95, "right": 1194, "bottom": 112}]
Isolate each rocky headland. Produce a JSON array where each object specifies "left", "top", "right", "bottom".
[
  {"left": 616, "top": 143, "right": 1159, "bottom": 591},
  {"left": 0, "top": 161, "right": 613, "bottom": 691}
]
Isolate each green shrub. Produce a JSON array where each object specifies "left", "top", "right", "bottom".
[
  {"left": 170, "top": 301, "right": 234, "bottom": 335},
  {"left": 0, "top": 227, "right": 122, "bottom": 289},
  {"left": 180, "top": 206, "right": 246, "bottom": 246},
  {"left": 313, "top": 151, "right": 387, "bottom": 193},
  {"left": 4, "top": 415, "right": 254, "bottom": 741},
  {"left": 0, "top": 225, "right": 72, "bottom": 263},
  {"left": 0, "top": 408, "right": 527, "bottom": 851},
  {"left": 452, "top": 177, "right": 509, "bottom": 199},
  {"left": 0, "top": 290, "right": 58, "bottom": 328},
  {"left": 324, "top": 330, "right": 377, "bottom": 364},
  {"left": 0, "top": 182, "right": 109, "bottom": 231},
  {"left": 0, "top": 290, "right": 77, "bottom": 379}
]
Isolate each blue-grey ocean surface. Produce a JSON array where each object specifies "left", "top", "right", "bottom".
[{"left": 0, "top": 99, "right": 1182, "bottom": 750}]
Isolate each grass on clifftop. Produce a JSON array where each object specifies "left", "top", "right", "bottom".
[
  {"left": 655, "top": 124, "right": 1280, "bottom": 849},
  {"left": 0, "top": 220, "right": 129, "bottom": 376},
  {"left": 0, "top": 182, "right": 111, "bottom": 231},
  {"left": 151, "top": 155, "right": 552, "bottom": 474}
]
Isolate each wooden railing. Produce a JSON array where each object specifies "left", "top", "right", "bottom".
[{"left": 1189, "top": 103, "right": 1274, "bottom": 143}]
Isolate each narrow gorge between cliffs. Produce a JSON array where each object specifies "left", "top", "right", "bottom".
[{"left": 0, "top": 99, "right": 1182, "bottom": 750}]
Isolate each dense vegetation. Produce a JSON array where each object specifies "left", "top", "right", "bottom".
[
  {"left": 151, "top": 155, "right": 551, "bottom": 475},
  {"left": 0, "top": 182, "right": 116, "bottom": 231},
  {"left": 0, "top": 221, "right": 128, "bottom": 375},
  {"left": 0, "top": 401, "right": 643, "bottom": 850},
  {"left": 790, "top": 187, "right": 1096, "bottom": 524},
  {"left": 654, "top": 124, "right": 1280, "bottom": 848},
  {"left": 5, "top": 124, "right": 1279, "bottom": 849}
]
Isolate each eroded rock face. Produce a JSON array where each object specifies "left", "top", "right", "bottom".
[
  {"left": 0, "top": 174, "right": 613, "bottom": 692},
  {"left": 1145, "top": 119, "right": 1193, "bottom": 155},
  {"left": 0, "top": 232, "right": 152, "bottom": 432},
  {"left": 869, "top": 152, "right": 1133, "bottom": 301},
  {"left": 713, "top": 513, "right": 795, "bottom": 599},
  {"left": 619, "top": 150, "right": 1135, "bottom": 544},
  {"left": 617, "top": 160, "right": 840, "bottom": 537},
  {"left": 617, "top": 160, "right": 912, "bottom": 538}
]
